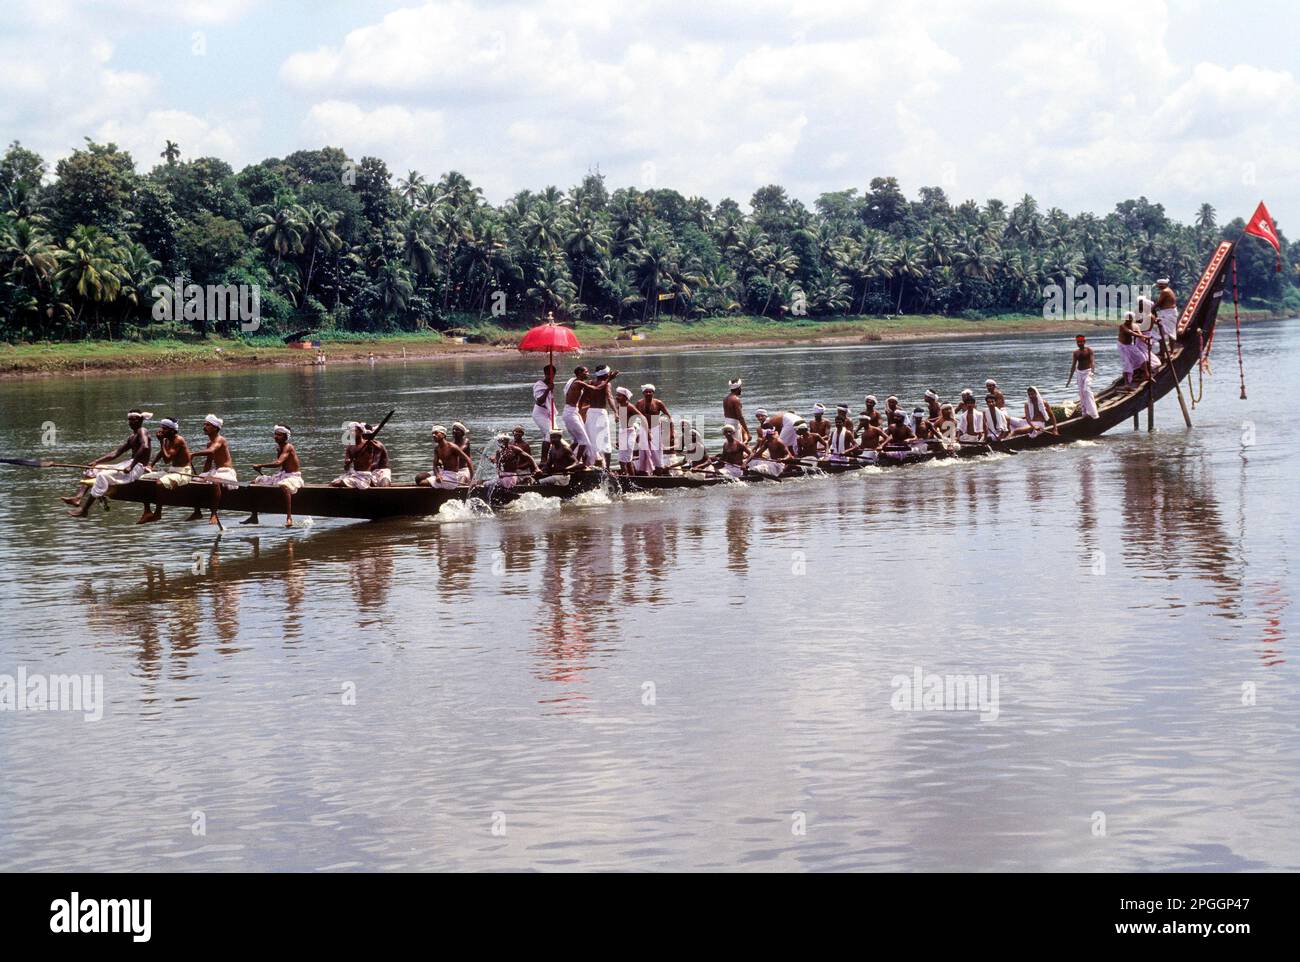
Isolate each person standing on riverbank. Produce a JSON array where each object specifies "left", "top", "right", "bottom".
[{"left": 1067, "top": 335, "right": 1100, "bottom": 419}]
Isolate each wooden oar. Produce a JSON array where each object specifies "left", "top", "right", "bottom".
[{"left": 0, "top": 458, "right": 94, "bottom": 469}]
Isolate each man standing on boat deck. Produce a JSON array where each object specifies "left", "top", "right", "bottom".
[
  {"left": 955, "top": 390, "right": 987, "bottom": 442},
  {"left": 68, "top": 408, "right": 153, "bottom": 518},
  {"left": 582, "top": 365, "right": 618, "bottom": 469},
  {"left": 1067, "top": 335, "right": 1100, "bottom": 419},
  {"left": 635, "top": 384, "right": 674, "bottom": 475},
  {"left": 562, "top": 365, "right": 598, "bottom": 465},
  {"left": 532, "top": 364, "right": 557, "bottom": 458},
  {"left": 138, "top": 417, "right": 192, "bottom": 523},
  {"left": 723, "top": 379, "right": 750, "bottom": 442},
  {"left": 615, "top": 387, "right": 650, "bottom": 475},
  {"left": 1148, "top": 278, "right": 1179, "bottom": 346},
  {"left": 417, "top": 425, "right": 473, "bottom": 489},
  {"left": 1118, "top": 311, "right": 1155, "bottom": 385},
  {"left": 246, "top": 425, "right": 303, "bottom": 527},
  {"left": 189, "top": 414, "right": 238, "bottom": 524}
]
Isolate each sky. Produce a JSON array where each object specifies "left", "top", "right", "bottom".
[{"left": 2, "top": 0, "right": 1297, "bottom": 224}]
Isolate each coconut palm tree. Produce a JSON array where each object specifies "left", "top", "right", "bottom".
[
  {"left": 160, "top": 140, "right": 181, "bottom": 165},
  {"left": 2, "top": 219, "right": 58, "bottom": 292},
  {"left": 252, "top": 206, "right": 304, "bottom": 266},
  {"left": 56, "top": 226, "right": 124, "bottom": 334},
  {"left": 891, "top": 240, "right": 925, "bottom": 314},
  {"left": 397, "top": 170, "right": 426, "bottom": 208},
  {"left": 299, "top": 203, "right": 343, "bottom": 299}
]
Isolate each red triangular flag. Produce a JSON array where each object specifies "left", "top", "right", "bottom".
[{"left": 1243, "top": 201, "right": 1282, "bottom": 272}]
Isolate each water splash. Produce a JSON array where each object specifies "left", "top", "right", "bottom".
[
  {"left": 435, "top": 497, "right": 495, "bottom": 523},
  {"left": 499, "top": 492, "right": 562, "bottom": 514}
]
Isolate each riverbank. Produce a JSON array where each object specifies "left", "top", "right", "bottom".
[{"left": 0, "top": 310, "right": 1284, "bottom": 378}]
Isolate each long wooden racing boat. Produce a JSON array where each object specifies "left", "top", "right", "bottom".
[{"left": 101, "top": 242, "right": 1234, "bottom": 522}]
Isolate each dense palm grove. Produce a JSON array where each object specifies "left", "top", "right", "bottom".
[{"left": 0, "top": 139, "right": 1293, "bottom": 342}]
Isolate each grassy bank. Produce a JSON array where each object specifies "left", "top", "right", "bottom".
[{"left": 0, "top": 310, "right": 1286, "bottom": 377}]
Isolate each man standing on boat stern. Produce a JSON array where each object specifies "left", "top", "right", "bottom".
[
  {"left": 1066, "top": 335, "right": 1100, "bottom": 419},
  {"left": 582, "top": 365, "right": 618, "bottom": 469},
  {"left": 1149, "top": 278, "right": 1179, "bottom": 346},
  {"left": 532, "top": 364, "right": 556, "bottom": 458},
  {"left": 562, "top": 365, "right": 597, "bottom": 465},
  {"left": 635, "top": 384, "right": 674, "bottom": 475},
  {"left": 723, "top": 379, "right": 749, "bottom": 442}
]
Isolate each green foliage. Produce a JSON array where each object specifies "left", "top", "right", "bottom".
[{"left": 0, "top": 139, "right": 1294, "bottom": 345}]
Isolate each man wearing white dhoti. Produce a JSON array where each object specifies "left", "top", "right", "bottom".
[
  {"left": 247, "top": 425, "right": 304, "bottom": 527},
  {"left": 723, "top": 379, "right": 749, "bottom": 441},
  {"left": 331, "top": 421, "right": 376, "bottom": 489},
  {"left": 582, "top": 365, "right": 616, "bottom": 468},
  {"left": 68, "top": 408, "right": 153, "bottom": 517},
  {"left": 827, "top": 406, "right": 856, "bottom": 462},
  {"left": 491, "top": 432, "right": 538, "bottom": 489},
  {"left": 1150, "top": 278, "right": 1179, "bottom": 343},
  {"left": 1117, "top": 311, "right": 1155, "bottom": 385},
  {"left": 189, "top": 414, "right": 238, "bottom": 524},
  {"left": 561, "top": 366, "right": 597, "bottom": 465},
  {"left": 614, "top": 387, "right": 651, "bottom": 475},
  {"left": 416, "top": 425, "right": 474, "bottom": 489},
  {"left": 137, "top": 417, "right": 193, "bottom": 523},
  {"left": 532, "top": 364, "right": 557, "bottom": 449},
  {"left": 634, "top": 384, "right": 673, "bottom": 475},
  {"left": 1023, "top": 386, "right": 1058, "bottom": 437},
  {"left": 955, "top": 391, "right": 987, "bottom": 442},
  {"left": 1067, "top": 335, "right": 1100, "bottom": 419}
]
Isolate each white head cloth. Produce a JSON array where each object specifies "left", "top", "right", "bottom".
[{"left": 204, "top": 414, "right": 223, "bottom": 429}]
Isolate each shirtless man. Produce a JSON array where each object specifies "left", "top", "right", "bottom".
[
  {"left": 933, "top": 404, "right": 960, "bottom": 449},
  {"left": 68, "top": 409, "right": 153, "bottom": 518},
  {"left": 883, "top": 395, "right": 905, "bottom": 427},
  {"left": 539, "top": 429, "right": 581, "bottom": 480},
  {"left": 1067, "top": 335, "right": 1100, "bottom": 419},
  {"left": 189, "top": 414, "right": 238, "bottom": 524},
  {"left": 807, "top": 404, "right": 832, "bottom": 443},
  {"left": 562, "top": 366, "right": 599, "bottom": 465},
  {"left": 331, "top": 422, "right": 377, "bottom": 488},
  {"left": 138, "top": 417, "right": 192, "bottom": 523},
  {"left": 1148, "top": 278, "right": 1179, "bottom": 348},
  {"left": 366, "top": 427, "right": 392, "bottom": 487},
  {"left": 856, "top": 413, "right": 888, "bottom": 454},
  {"left": 723, "top": 379, "right": 750, "bottom": 442},
  {"left": 581, "top": 365, "right": 618, "bottom": 469},
  {"left": 450, "top": 422, "right": 472, "bottom": 463},
  {"left": 635, "top": 384, "right": 674, "bottom": 475},
  {"left": 491, "top": 432, "right": 539, "bottom": 488},
  {"left": 755, "top": 408, "right": 800, "bottom": 450},
  {"left": 859, "top": 395, "right": 883, "bottom": 429},
  {"left": 247, "top": 425, "right": 303, "bottom": 527},
  {"left": 697, "top": 424, "right": 751, "bottom": 478},
  {"left": 884, "top": 411, "right": 917, "bottom": 449},
  {"left": 924, "top": 390, "right": 943, "bottom": 421},
  {"left": 416, "top": 425, "right": 473, "bottom": 489},
  {"left": 745, "top": 426, "right": 794, "bottom": 478},
  {"left": 912, "top": 407, "right": 937, "bottom": 441},
  {"left": 792, "top": 421, "right": 826, "bottom": 461},
  {"left": 614, "top": 386, "right": 650, "bottom": 475}
]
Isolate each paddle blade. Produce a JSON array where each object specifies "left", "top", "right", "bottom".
[{"left": 0, "top": 457, "right": 47, "bottom": 468}]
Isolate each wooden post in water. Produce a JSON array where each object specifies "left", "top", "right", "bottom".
[{"left": 1158, "top": 328, "right": 1193, "bottom": 428}]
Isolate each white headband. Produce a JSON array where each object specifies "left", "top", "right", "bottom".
[
  {"left": 615, "top": 386, "right": 632, "bottom": 399},
  {"left": 812, "top": 403, "right": 825, "bottom": 413},
  {"left": 128, "top": 410, "right": 153, "bottom": 420},
  {"left": 273, "top": 424, "right": 290, "bottom": 437},
  {"left": 729, "top": 379, "right": 743, "bottom": 389},
  {"left": 754, "top": 408, "right": 768, "bottom": 419},
  {"left": 451, "top": 421, "right": 466, "bottom": 432},
  {"left": 641, "top": 384, "right": 655, "bottom": 392},
  {"left": 159, "top": 418, "right": 178, "bottom": 431},
  {"left": 204, "top": 414, "right": 223, "bottom": 429},
  {"left": 865, "top": 395, "right": 877, "bottom": 404},
  {"left": 432, "top": 424, "right": 446, "bottom": 435},
  {"left": 924, "top": 390, "right": 937, "bottom": 400}
]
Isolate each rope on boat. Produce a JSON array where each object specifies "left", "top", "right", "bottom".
[
  {"left": 1232, "top": 254, "right": 1247, "bottom": 400},
  {"left": 1189, "top": 329, "right": 1206, "bottom": 408}
]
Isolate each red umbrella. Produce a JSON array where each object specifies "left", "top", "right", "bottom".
[{"left": 518, "top": 314, "right": 582, "bottom": 431}]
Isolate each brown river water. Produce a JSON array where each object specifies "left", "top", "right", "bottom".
[{"left": 0, "top": 322, "right": 1296, "bottom": 871}]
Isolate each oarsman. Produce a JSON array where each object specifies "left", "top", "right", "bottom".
[
  {"left": 582, "top": 365, "right": 618, "bottom": 469},
  {"left": 934, "top": 404, "right": 960, "bottom": 449},
  {"left": 532, "top": 364, "right": 557, "bottom": 457},
  {"left": 885, "top": 410, "right": 917, "bottom": 449},
  {"left": 678, "top": 420, "right": 710, "bottom": 470},
  {"left": 366, "top": 427, "right": 392, "bottom": 487},
  {"left": 137, "top": 417, "right": 192, "bottom": 523},
  {"left": 246, "top": 425, "right": 304, "bottom": 527},
  {"left": 984, "top": 391, "right": 1010, "bottom": 440},
  {"left": 912, "top": 407, "right": 937, "bottom": 441},
  {"left": 955, "top": 390, "right": 987, "bottom": 442},
  {"left": 451, "top": 422, "right": 472, "bottom": 462},
  {"left": 826, "top": 405, "right": 857, "bottom": 462},
  {"left": 1118, "top": 310, "right": 1154, "bottom": 385},
  {"left": 697, "top": 424, "right": 750, "bottom": 478},
  {"left": 416, "top": 425, "right": 473, "bottom": 489},
  {"left": 562, "top": 366, "right": 597, "bottom": 465},
  {"left": 860, "top": 395, "right": 883, "bottom": 428},
  {"left": 984, "top": 379, "right": 1005, "bottom": 408},
  {"left": 1149, "top": 278, "right": 1179, "bottom": 347},
  {"left": 491, "top": 432, "right": 538, "bottom": 489},
  {"left": 755, "top": 408, "right": 800, "bottom": 450},
  {"left": 1067, "top": 335, "right": 1100, "bottom": 419},
  {"left": 1024, "top": 386, "right": 1059, "bottom": 436},
  {"left": 792, "top": 420, "right": 826, "bottom": 461},
  {"left": 510, "top": 425, "right": 532, "bottom": 458},
  {"left": 635, "top": 384, "right": 674, "bottom": 475},
  {"left": 924, "top": 389, "right": 942, "bottom": 421},
  {"left": 614, "top": 386, "right": 650, "bottom": 475},
  {"left": 331, "top": 422, "right": 377, "bottom": 489},
  {"left": 189, "top": 414, "right": 238, "bottom": 524},
  {"left": 538, "top": 428, "right": 582, "bottom": 480},
  {"left": 807, "top": 403, "right": 831, "bottom": 442},
  {"left": 745, "top": 425, "right": 794, "bottom": 477},
  {"left": 856, "top": 412, "right": 888, "bottom": 453},
  {"left": 883, "top": 395, "right": 905, "bottom": 427},
  {"left": 68, "top": 409, "right": 154, "bottom": 518},
  {"left": 723, "top": 378, "right": 750, "bottom": 442}
]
